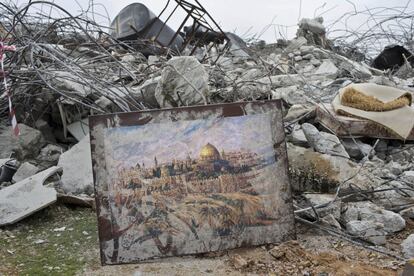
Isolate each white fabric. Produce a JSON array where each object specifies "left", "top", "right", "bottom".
[{"left": 333, "top": 83, "right": 414, "bottom": 139}]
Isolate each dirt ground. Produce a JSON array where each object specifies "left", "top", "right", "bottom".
[{"left": 0, "top": 204, "right": 409, "bottom": 276}]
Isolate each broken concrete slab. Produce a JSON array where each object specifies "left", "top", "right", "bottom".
[
  {"left": 67, "top": 119, "right": 89, "bottom": 141},
  {"left": 12, "top": 162, "right": 40, "bottom": 183},
  {"left": 0, "top": 166, "right": 61, "bottom": 226},
  {"left": 57, "top": 135, "right": 93, "bottom": 195}
]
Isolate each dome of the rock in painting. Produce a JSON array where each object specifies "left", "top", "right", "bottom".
[{"left": 200, "top": 143, "right": 221, "bottom": 160}]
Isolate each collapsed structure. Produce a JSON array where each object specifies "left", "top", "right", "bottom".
[{"left": 0, "top": 0, "right": 414, "bottom": 273}]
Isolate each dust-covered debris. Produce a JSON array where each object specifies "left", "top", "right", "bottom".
[
  {"left": 0, "top": 166, "right": 61, "bottom": 226},
  {"left": 0, "top": 0, "right": 413, "bottom": 274}
]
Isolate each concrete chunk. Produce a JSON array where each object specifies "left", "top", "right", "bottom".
[
  {"left": 302, "top": 123, "right": 350, "bottom": 158},
  {"left": 0, "top": 166, "right": 61, "bottom": 226},
  {"left": 315, "top": 60, "right": 338, "bottom": 77},
  {"left": 12, "top": 162, "right": 40, "bottom": 183},
  {"left": 402, "top": 234, "right": 414, "bottom": 259},
  {"left": 0, "top": 124, "right": 46, "bottom": 159},
  {"left": 341, "top": 201, "right": 406, "bottom": 233},
  {"left": 58, "top": 135, "right": 93, "bottom": 195},
  {"left": 155, "top": 56, "right": 209, "bottom": 107}
]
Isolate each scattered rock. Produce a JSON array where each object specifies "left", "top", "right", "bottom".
[
  {"left": 341, "top": 139, "right": 373, "bottom": 160},
  {"left": 147, "top": 55, "right": 160, "bottom": 65},
  {"left": 402, "top": 234, "right": 414, "bottom": 259},
  {"left": 0, "top": 124, "right": 46, "bottom": 159},
  {"left": 320, "top": 214, "right": 342, "bottom": 229},
  {"left": 67, "top": 119, "right": 89, "bottom": 141},
  {"left": 284, "top": 36, "right": 307, "bottom": 54},
  {"left": 339, "top": 57, "right": 372, "bottom": 79},
  {"left": 303, "top": 193, "right": 341, "bottom": 220},
  {"left": 401, "top": 171, "right": 414, "bottom": 184},
  {"left": 284, "top": 104, "right": 316, "bottom": 122},
  {"left": 133, "top": 76, "right": 161, "bottom": 107},
  {"left": 33, "top": 239, "right": 48, "bottom": 245},
  {"left": 302, "top": 123, "right": 349, "bottom": 158},
  {"left": 299, "top": 45, "right": 315, "bottom": 55},
  {"left": 12, "top": 162, "right": 40, "bottom": 182},
  {"left": 400, "top": 207, "right": 414, "bottom": 219},
  {"left": 35, "top": 119, "right": 56, "bottom": 143},
  {"left": 272, "top": 85, "right": 310, "bottom": 105},
  {"left": 36, "top": 144, "right": 64, "bottom": 169},
  {"left": 231, "top": 254, "right": 249, "bottom": 269},
  {"left": 314, "top": 60, "right": 338, "bottom": 77},
  {"left": 289, "top": 125, "right": 308, "bottom": 147},
  {"left": 387, "top": 161, "right": 403, "bottom": 176},
  {"left": 294, "top": 56, "right": 303, "bottom": 62},
  {"left": 346, "top": 220, "right": 387, "bottom": 245},
  {"left": 341, "top": 201, "right": 406, "bottom": 233},
  {"left": 53, "top": 227, "right": 66, "bottom": 232}
]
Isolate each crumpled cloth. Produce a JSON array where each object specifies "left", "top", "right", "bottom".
[{"left": 332, "top": 83, "right": 414, "bottom": 139}]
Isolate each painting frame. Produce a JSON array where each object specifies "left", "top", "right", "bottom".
[{"left": 89, "top": 100, "right": 295, "bottom": 265}]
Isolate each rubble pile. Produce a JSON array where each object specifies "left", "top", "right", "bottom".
[{"left": 1, "top": 1, "right": 414, "bottom": 273}]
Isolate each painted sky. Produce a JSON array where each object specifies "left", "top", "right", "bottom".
[{"left": 104, "top": 113, "right": 274, "bottom": 168}]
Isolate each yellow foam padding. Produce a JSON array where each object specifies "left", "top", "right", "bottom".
[
  {"left": 333, "top": 83, "right": 414, "bottom": 140},
  {"left": 341, "top": 86, "right": 411, "bottom": 111}
]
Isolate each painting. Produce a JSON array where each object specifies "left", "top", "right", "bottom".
[{"left": 89, "top": 100, "right": 295, "bottom": 264}]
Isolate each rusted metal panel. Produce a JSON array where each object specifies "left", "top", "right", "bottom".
[
  {"left": 315, "top": 103, "right": 414, "bottom": 140},
  {"left": 89, "top": 100, "right": 295, "bottom": 265}
]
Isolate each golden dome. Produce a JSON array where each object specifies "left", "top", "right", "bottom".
[{"left": 200, "top": 143, "right": 221, "bottom": 160}]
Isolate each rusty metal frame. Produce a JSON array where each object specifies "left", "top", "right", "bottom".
[
  {"left": 153, "top": 0, "right": 231, "bottom": 61},
  {"left": 89, "top": 100, "right": 295, "bottom": 264}
]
